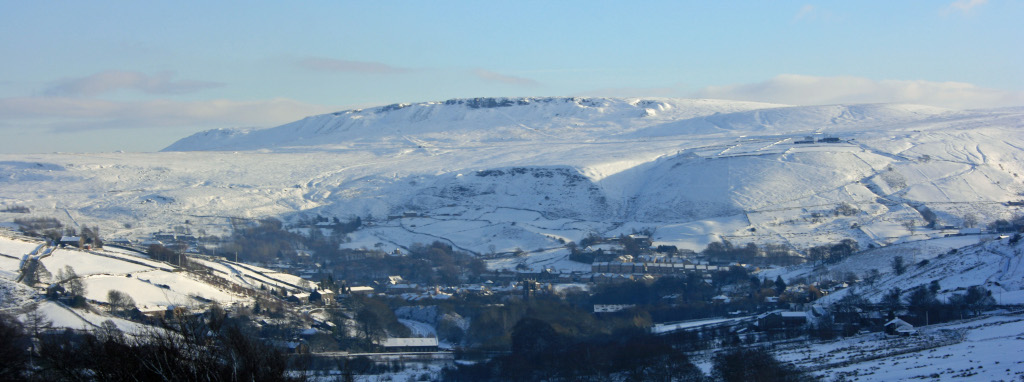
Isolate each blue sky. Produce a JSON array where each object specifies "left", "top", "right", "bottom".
[{"left": 1, "top": 1, "right": 1022, "bottom": 153}]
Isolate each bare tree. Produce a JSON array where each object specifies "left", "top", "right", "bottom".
[
  {"left": 892, "top": 256, "right": 907, "bottom": 276},
  {"left": 107, "top": 290, "right": 136, "bottom": 317},
  {"left": 22, "top": 302, "right": 52, "bottom": 357},
  {"left": 864, "top": 268, "right": 881, "bottom": 285},
  {"left": 0, "top": 311, "right": 28, "bottom": 379},
  {"left": 20, "top": 258, "right": 51, "bottom": 286},
  {"left": 57, "top": 266, "right": 85, "bottom": 297},
  {"left": 902, "top": 219, "right": 917, "bottom": 235},
  {"left": 97, "top": 319, "right": 124, "bottom": 342},
  {"left": 962, "top": 213, "right": 978, "bottom": 228}
]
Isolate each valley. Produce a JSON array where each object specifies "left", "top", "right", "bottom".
[{"left": 2, "top": 97, "right": 1024, "bottom": 380}]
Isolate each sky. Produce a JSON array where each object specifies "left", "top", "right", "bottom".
[{"left": 1, "top": 1, "right": 1022, "bottom": 153}]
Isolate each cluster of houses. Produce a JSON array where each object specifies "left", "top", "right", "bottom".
[
  {"left": 591, "top": 260, "right": 723, "bottom": 275},
  {"left": 276, "top": 274, "right": 584, "bottom": 306},
  {"left": 650, "top": 304, "right": 919, "bottom": 339},
  {"left": 574, "top": 234, "right": 738, "bottom": 283},
  {"left": 793, "top": 135, "right": 843, "bottom": 144}
]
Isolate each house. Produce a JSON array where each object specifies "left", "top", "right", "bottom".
[
  {"left": 290, "top": 293, "right": 310, "bottom": 304},
  {"left": 308, "top": 289, "right": 323, "bottom": 304},
  {"left": 884, "top": 318, "right": 916, "bottom": 336},
  {"left": 385, "top": 283, "right": 420, "bottom": 294},
  {"left": 347, "top": 286, "right": 375, "bottom": 294},
  {"left": 594, "top": 304, "right": 635, "bottom": 313},
  {"left": 381, "top": 337, "right": 439, "bottom": 352},
  {"left": 59, "top": 236, "right": 82, "bottom": 247},
  {"left": 286, "top": 341, "right": 310, "bottom": 354},
  {"left": 139, "top": 306, "right": 167, "bottom": 318},
  {"left": 45, "top": 283, "right": 66, "bottom": 299},
  {"left": 163, "top": 305, "right": 190, "bottom": 319},
  {"left": 319, "top": 289, "right": 335, "bottom": 305},
  {"left": 959, "top": 227, "right": 982, "bottom": 235},
  {"left": 758, "top": 311, "right": 807, "bottom": 331},
  {"left": 780, "top": 311, "right": 808, "bottom": 325},
  {"left": 273, "top": 340, "right": 310, "bottom": 354}
]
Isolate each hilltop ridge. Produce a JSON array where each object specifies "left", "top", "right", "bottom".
[{"left": 162, "top": 97, "right": 788, "bottom": 151}]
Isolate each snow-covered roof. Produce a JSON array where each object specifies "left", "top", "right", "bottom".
[
  {"left": 348, "top": 286, "right": 374, "bottom": 293},
  {"left": 586, "top": 244, "right": 621, "bottom": 251},
  {"left": 594, "top": 304, "right": 635, "bottom": 313},
  {"left": 382, "top": 337, "right": 438, "bottom": 347},
  {"left": 885, "top": 318, "right": 913, "bottom": 328}
]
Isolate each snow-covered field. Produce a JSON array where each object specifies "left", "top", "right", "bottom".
[
  {"left": 41, "top": 248, "right": 159, "bottom": 276},
  {"left": 761, "top": 236, "right": 1024, "bottom": 306},
  {"left": 775, "top": 311, "right": 1024, "bottom": 381},
  {"left": 190, "top": 257, "right": 308, "bottom": 291},
  {"left": 24, "top": 299, "right": 148, "bottom": 333},
  {"left": 0, "top": 234, "right": 261, "bottom": 315}
]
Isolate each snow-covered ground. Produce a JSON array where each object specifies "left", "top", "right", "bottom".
[
  {"left": 190, "top": 257, "right": 307, "bottom": 291},
  {"left": 762, "top": 236, "right": 1024, "bottom": 306},
  {"left": 0, "top": 97, "right": 1021, "bottom": 380},
  {"left": 0, "top": 234, "right": 256, "bottom": 316},
  {"left": 41, "top": 248, "right": 159, "bottom": 276},
  {"left": 775, "top": 311, "right": 1024, "bottom": 381},
  {"left": 0, "top": 235, "right": 42, "bottom": 280},
  {"left": 398, "top": 318, "right": 437, "bottom": 338},
  {"left": 21, "top": 299, "right": 149, "bottom": 333},
  {"left": 2, "top": 98, "right": 1021, "bottom": 273}
]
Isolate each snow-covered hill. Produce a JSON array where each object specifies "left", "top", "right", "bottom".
[
  {"left": 0, "top": 233, "right": 303, "bottom": 330},
  {"left": 162, "top": 97, "right": 784, "bottom": 152},
  {"left": 1, "top": 97, "right": 1023, "bottom": 271},
  {"left": 758, "top": 234, "right": 1024, "bottom": 307}
]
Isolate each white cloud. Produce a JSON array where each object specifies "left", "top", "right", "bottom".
[
  {"left": 794, "top": 5, "right": 816, "bottom": 21},
  {"left": 299, "top": 57, "right": 413, "bottom": 74},
  {"left": 947, "top": 0, "right": 987, "bottom": 12},
  {"left": 693, "top": 74, "right": 1024, "bottom": 110},
  {"left": 45, "top": 71, "right": 222, "bottom": 96},
  {"left": 472, "top": 69, "right": 540, "bottom": 87}
]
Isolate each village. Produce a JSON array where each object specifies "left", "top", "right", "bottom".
[
  {"left": 111, "top": 219, "right": 998, "bottom": 357},
  {"left": 4, "top": 210, "right": 1016, "bottom": 380}
]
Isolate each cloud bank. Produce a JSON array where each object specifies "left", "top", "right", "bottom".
[
  {"left": 693, "top": 74, "right": 1024, "bottom": 110},
  {"left": 0, "top": 96, "right": 335, "bottom": 132},
  {"left": 45, "top": 71, "right": 223, "bottom": 96}
]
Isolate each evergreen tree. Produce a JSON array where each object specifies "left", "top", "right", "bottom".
[
  {"left": 774, "top": 275, "right": 787, "bottom": 294},
  {"left": 892, "top": 256, "right": 906, "bottom": 275}
]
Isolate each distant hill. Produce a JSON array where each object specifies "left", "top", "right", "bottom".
[
  {"left": 162, "top": 97, "right": 784, "bottom": 152},
  {"left": 1, "top": 97, "right": 1022, "bottom": 271}
]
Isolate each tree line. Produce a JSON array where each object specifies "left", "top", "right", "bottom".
[{"left": 0, "top": 307, "right": 303, "bottom": 381}]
